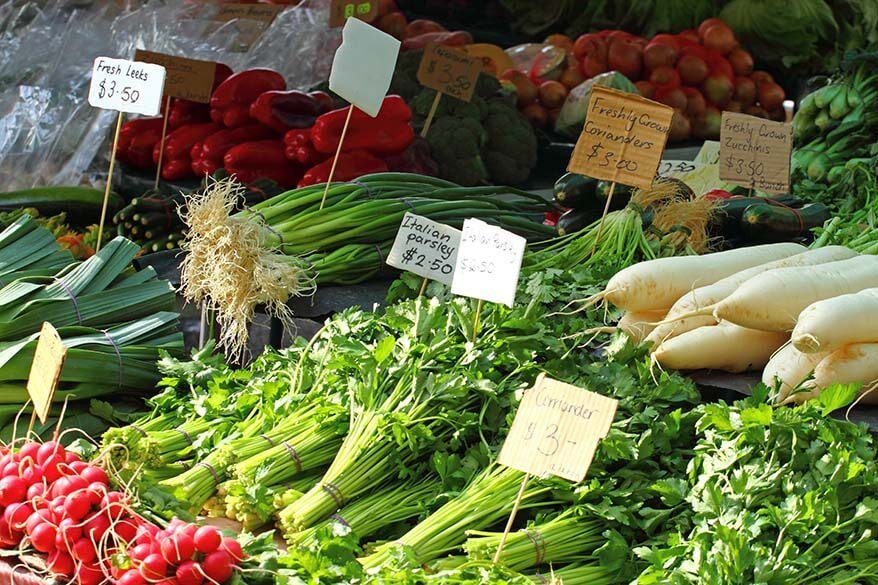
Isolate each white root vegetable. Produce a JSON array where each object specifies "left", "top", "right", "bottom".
[
  {"left": 792, "top": 343, "right": 878, "bottom": 405},
  {"left": 617, "top": 309, "right": 667, "bottom": 343},
  {"left": 762, "top": 343, "right": 827, "bottom": 404},
  {"left": 713, "top": 255, "right": 878, "bottom": 332},
  {"left": 791, "top": 288, "right": 878, "bottom": 354},
  {"left": 652, "top": 321, "right": 788, "bottom": 373},
  {"left": 602, "top": 242, "right": 805, "bottom": 312},
  {"left": 646, "top": 246, "right": 857, "bottom": 345}
]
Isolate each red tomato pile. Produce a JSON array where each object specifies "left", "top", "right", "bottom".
[{"left": 0, "top": 440, "right": 245, "bottom": 585}]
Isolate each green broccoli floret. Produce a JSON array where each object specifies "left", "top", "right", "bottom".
[
  {"left": 482, "top": 99, "right": 538, "bottom": 185},
  {"left": 389, "top": 50, "right": 426, "bottom": 101},
  {"left": 426, "top": 116, "right": 489, "bottom": 186}
]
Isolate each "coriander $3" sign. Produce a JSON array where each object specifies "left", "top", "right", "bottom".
[
  {"left": 386, "top": 212, "right": 461, "bottom": 286},
  {"left": 450, "top": 219, "right": 526, "bottom": 307},
  {"left": 498, "top": 374, "right": 618, "bottom": 482},
  {"left": 416, "top": 43, "right": 481, "bottom": 103},
  {"left": 88, "top": 57, "right": 166, "bottom": 116}
]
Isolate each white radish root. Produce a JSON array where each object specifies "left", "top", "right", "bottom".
[
  {"left": 791, "top": 287, "right": 878, "bottom": 354},
  {"left": 792, "top": 343, "right": 878, "bottom": 405},
  {"left": 603, "top": 242, "right": 805, "bottom": 312},
  {"left": 618, "top": 309, "right": 668, "bottom": 344},
  {"left": 652, "top": 321, "right": 788, "bottom": 373},
  {"left": 713, "top": 255, "right": 878, "bottom": 332},
  {"left": 762, "top": 343, "right": 827, "bottom": 404}
]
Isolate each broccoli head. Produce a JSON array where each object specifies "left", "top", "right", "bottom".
[
  {"left": 482, "top": 98, "right": 538, "bottom": 185},
  {"left": 389, "top": 50, "right": 426, "bottom": 101},
  {"left": 425, "top": 116, "right": 489, "bottom": 186}
]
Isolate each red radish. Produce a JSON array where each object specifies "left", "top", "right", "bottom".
[
  {"left": 41, "top": 455, "right": 64, "bottom": 483},
  {"left": 573, "top": 34, "right": 607, "bottom": 60},
  {"left": 5, "top": 502, "right": 32, "bottom": 530},
  {"left": 64, "top": 491, "right": 91, "bottom": 520},
  {"left": 72, "top": 538, "right": 97, "bottom": 563},
  {"left": 141, "top": 553, "right": 168, "bottom": 580},
  {"left": 179, "top": 523, "right": 198, "bottom": 539},
  {"left": 607, "top": 40, "right": 642, "bottom": 80},
  {"left": 57, "top": 518, "right": 81, "bottom": 546},
  {"left": 668, "top": 111, "right": 692, "bottom": 142},
  {"left": 64, "top": 451, "right": 80, "bottom": 464},
  {"left": 649, "top": 66, "right": 681, "bottom": 89},
  {"left": 19, "top": 442, "right": 39, "bottom": 462},
  {"left": 48, "top": 550, "right": 74, "bottom": 578},
  {"left": 702, "top": 23, "right": 737, "bottom": 55},
  {"left": 728, "top": 49, "right": 754, "bottom": 76},
  {"left": 132, "top": 543, "right": 152, "bottom": 561},
  {"left": 682, "top": 87, "right": 707, "bottom": 116},
  {"left": 1, "top": 462, "right": 16, "bottom": 477},
  {"left": 194, "top": 526, "right": 221, "bottom": 554},
  {"left": 176, "top": 561, "right": 205, "bottom": 585},
  {"left": 26, "top": 483, "right": 44, "bottom": 500},
  {"left": 702, "top": 75, "right": 734, "bottom": 106},
  {"left": 643, "top": 42, "right": 677, "bottom": 70},
  {"left": 202, "top": 550, "right": 233, "bottom": 583},
  {"left": 735, "top": 77, "right": 757, "bottom": 106},
  {"left": 634, "top": 80, "right": 654, "bottom": 99},
  {"left": 750, "top": 70, "right": 774, "bottom": 85},
  {"left": 84, "top": 512, "right": 111, "bottom": 540},
  {"left": 757, "top": 82, "right": 785, "bottom": 110},
  {"left": 221, "top": 538, "right": 244, "bottom": 562},
  {"left": 26, "top": 512, "right": 45, "bottom": 535},
  {"left": 580, "top": 54, "right": 607, "bottom": 78},
  {"left": 61, "top": 475, "right": 88, "bottom": 496},
  {"left": 30, "top": 522, "right": 56, "bottom": 552},
  {"left": 161, "top": 533, "right": 196, "bottom": 565},
  {"left": 115, "top": 517, "right": 139, "bottom": 543},
  {"left": 0, "top": 476, "right": 26, "bottom": 505},
  {"left": 20, "top": 465, "right": 42, "bottom": 485},
  {"left": 78, "top": 563, "right": 104, "bottom": 585},
  {"left": 36, "top": 442, "right": 64, "bottom": 466},
  {"left": 87, "top": 482, "right": 106, "bottom": 506},
  {"left": 102, "top": 491, "right": 127, "bottom": 520},
  {"left": 120, "top": 569, "right": 146, "bottom": 585},
  {"left": 677, "top": 55, "right": 709, "bottom": 85},
  {"left": 80, "top": 466, "right": 108, "bottom": 486},
  {"left": 655, "top": 87, "right": 688, "bottom": 111}
]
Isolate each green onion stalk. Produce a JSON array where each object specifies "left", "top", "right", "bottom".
[
  {"left": 286, "top": 478, "right": 439, "bottom": 547},
  {"left": 179, "top": 173, "right": 555, "bottom": 360},
  {"left": 529, "top": 563, "right": 623, "bottom": 585},
  {"left": 360, "top": 466, "right": 554, "bottom": 569},
  {"left": 101, "top": 412, "right": 181, "bottom": 470},
  {"left": 132, "top": 418, "right": 217, "bottom": 469},
  {"left": 465, "top": 512, "right": 605, "bottom": 572}
]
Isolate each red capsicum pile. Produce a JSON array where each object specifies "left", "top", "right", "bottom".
[{"left": 117, "top": 65, "right": 417, "bottom": 188}]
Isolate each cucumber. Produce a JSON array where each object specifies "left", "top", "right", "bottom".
[
  {"left": 553, "top": 173, "right": 600, "bottom": 210},
  {"left": 0, "top": 187, "right": 123, "bottom": 226},
  {"left": 740, "top": 202, "right": 830, "bottom": 243},
  {"left": 557, "top": 208, "right": 598, "bottom": 236}
]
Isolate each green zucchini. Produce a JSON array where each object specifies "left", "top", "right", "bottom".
[
  {"left": 0, "top": 187, "right": 123, "bottom": 226},
  {"left": 740, "top": 202, "right": 830, "bottom": 243},
  {"left": 553, "top": 173, "right": 600, "bottom": 210},
  {"left": 596, "top": 180, "right": 632, "bottom": 211},
  {"left": 710, "top": 195, "right": 802, "bottom": 239},
  {"left": 557, "top": 208, "right": 598, "bottom": 236}
]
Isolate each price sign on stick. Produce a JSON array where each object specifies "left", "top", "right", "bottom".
[
  {"left": 568, "top": 86, "right": 674, "bottom": 189},
  {"left": 88, "top": 57, "right": 166, "bottom": 116},
  {"left": 26, "top": 323, "right": 67, "bottom": 425},
  {"left": 417, "top": 43, "right": 481, "bottom": 103},
  {"left": 133, "top": 50, "right": 218, "bottom": 104},
  {"left": 206, "top": 3, "right": 284, "bottom": 50},
  {"left": 499, "top": 374, "right": 618, "bottom": 482},
  {"left": 451, "top": 219, "right": 525, "bottom": 307},
  {"left": 719, "top": 112, "right": 792, "bottom": 194},
  {"left": 387, "top": 213, "right": 461, "bottom": 286},
  {"left": 329, "top": 0, "right": 378, "bottom": 28}
]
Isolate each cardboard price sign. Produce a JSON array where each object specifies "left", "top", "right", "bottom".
[
  {"left": 329, "top": 0, "right": 378, "bottom": 28},
  {"left": 207, "top": 3, "right": 284, "bottom": 50},
  {"left": 450, "top": 219, "right": 525, "bottom": 307},
  {"left": 719, "top": 112, "right": 792, "bottom": 194},
  {"left": 417, "top": 43, "right": 481, "bottom": 102},
  {"left": 88, "top": 57, "right": 166, "bottom": 116},
  {"left": 26, "top": 323, "right": 67, "bottom": 424},
  {"left": 329, "top": 18, "right": 399, "bottom": 117},
  {"left": 498, "top": 374, "right": 618, "bottom": 482},
  {"left": 133, "top": 50, "right": 218, "bottom": 104},
  {"left": 568, "top": 86, "right": 674, "bottom": 189},
  {"left": 387, "top": 213, "right": 461, "bottom": 286}
]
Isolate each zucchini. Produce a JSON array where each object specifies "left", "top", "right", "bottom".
[
  {"left": 0, "top": 187, "right": 123, "bottom": 226},
  {"left": 709, "top": 195, "right": 802, "bottom": 239},
  {"left": 553, "top": 173, "right": 600, "bottom": 210},
  {"left": 557, "top": 208, "right": 598, "bottom": 236},
  {"left": 740, "top": 202, "right": 830, "bottom": 243}
]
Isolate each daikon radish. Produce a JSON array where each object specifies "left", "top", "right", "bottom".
[
  {"left": 646, "top": 246, "right": 857, "bottom": 345},
  {"left": 618, "top": 309, "right": 667, "bottom": 343},
  {"left": 762, "top": 343, "right": 827, "bottom": 404},
  {"left": 652, "top": 321, "right": 788, "bottom": 373},
  {"left": 792, "top": 288, "right": 878, "bottom": 353},
  {"left": 601, "top": 242, "right": 805, "bottom": 312},
  {"left": 793, "top": 343, "right": 878, "bottom": 405},
  {"left": 714, "top": 255, "right": 878, "bottom": 332}
]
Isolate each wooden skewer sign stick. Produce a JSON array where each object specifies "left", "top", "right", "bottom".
[
  {"left": 420, "top": 91, "right": 442, "bottom": 138},
  {"left": 319, "top": 105, "right": 355, "bottom": 210},
  {"left": 492, "top": 472, "right": 530, "bottom": 564},
  {"left": 97, "top": 111, "right": 124, "bottom": 254},
  {"left": 589, "top": 181, "right": 616, "bottom": 257},
  {"left": 154, "top": 95, "right": 172, "bottom": 190}
]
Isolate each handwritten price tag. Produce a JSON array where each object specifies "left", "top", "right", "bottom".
[
  {"left": 329, "top": 0, "right": 378, "bottom": 28},
  {"left": 387, "top": 213, "right": 461, "bottom": 286},
  {"left": 88, "top": 57, "right": 166, "bottom": 116},
  {"left": 568, "top": 86, "right": 673, "bottom": 189},
  {"left": 450, "top": 219, "right": 525, "bottom": 307},
  {"left": 207, "top": 3, "right": 284, "bottom": 50},
  {"left": 26, "top": 323, "right": 67, "bottom": 424},
  {"left": 417, "top": 43, "right": 481, "bottom": 103},
  {"left": 498, "top": 374, "right": 618, "bottom": 482},
  {"left": 134, "top": 50, "right": 218, "bottom": 104},
  {"left": 719, "top": 112, "right": 792, "bottom": 194},
  {"left": 658, "top": 159, "right": 701, "bottom": 178}
]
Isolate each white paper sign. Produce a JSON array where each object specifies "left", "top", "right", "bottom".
[
  {"left": 328, "top": 18, "right": 400, "bottom": 117},
  {"left": 387, "top": 213, "right": 461, "bottom": 286},
  {"left": 658, "top": 159, "right": 702, "bottom": 178},
  {"left": 451, "top": 219, "right": 526, "bottom": 307},
  {"left": 88, "top": 57, "right": 166, "bottom": 116}
]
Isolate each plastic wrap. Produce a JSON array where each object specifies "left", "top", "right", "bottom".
[{"left": 0, "top": 0, "right": 340, "bottom": 189}]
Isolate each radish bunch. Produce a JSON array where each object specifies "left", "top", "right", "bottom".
[{"left": 0, "top": 439, "right": 245, "bottom": 585}]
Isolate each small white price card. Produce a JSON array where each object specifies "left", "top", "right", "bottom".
[
  {"left": 450, "top": 219, "right": 525, "bottom": 307},
  {"left": 329, "top": 18, "right": 399, "bottom": 117},
  {"left": 88, "top": 57, "right": 166, "bottom": 116},
  {"left": 387, "top": 213, "right": 461, "bottom": 286},
  {"left": 498, "top": 374, "right": 618, "bottom": 482}
]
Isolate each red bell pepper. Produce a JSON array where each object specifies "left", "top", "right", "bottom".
[
  {"left": 117, "top": 117, "right": 164, "bottom": 168},
  {"left": 165, "top": 99, "right": 211, "bottom": 130},
  {"left": 153, "top": 122, "right": 222, "bottom": 181},
  {"left": 191, "top": 124, "right": 276, "bottom": 177},
  {"left": 249, "top": 90, "right": 322, "bottom": 133},
  {"left": 298, "top": 150, "right": 388, "bottom": 187},
  {"left": 311, "top": 95, "right": 414, "bottom": 156},
  {"left": 224, "top": 140, "right": 301, "bottom": 188},
  {"left": 400, "top": 30, "right": 473, "bottom": 51},
  {"left": 283, "top": 128, "right": 323, "bottom": 166},
  {"left": 210, "top": 68, "right": 286, "bottom": 128}
]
